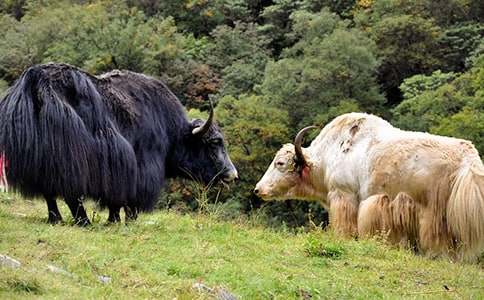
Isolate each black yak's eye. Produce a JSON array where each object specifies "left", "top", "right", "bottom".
[{"left": 210, "top": 138, "right": 223, "bottom": 146}]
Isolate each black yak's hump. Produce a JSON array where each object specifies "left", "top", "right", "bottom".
[
  {"left": 97, "top": 69, "right": 180, "bottom": 105},
  {"left": 33, "top": 62, "right": 97, "bottom": 87},
  {"left": 97, "top": 69, "right": 186, "bottom": 124}
]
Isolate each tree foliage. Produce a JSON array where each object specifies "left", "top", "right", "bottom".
[
  {"left": 216, "top": 95, "right": 290, "bottom": 191},
  {"left": 261, "top": 9, "right": 383, "bottom": 129},
  {"left": 206, "top": 22, "right": 270, "bottom": 97},
  {"left": 393, "top": 56, "right": 484, "bottom": 153}
]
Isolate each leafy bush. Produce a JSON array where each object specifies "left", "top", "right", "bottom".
[{"left": 0, "top": 79, "right": 8, "bottom": 97}]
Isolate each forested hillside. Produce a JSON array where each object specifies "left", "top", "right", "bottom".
[{"left": 1, "top": 0, "right": 483, "bottom": 227}]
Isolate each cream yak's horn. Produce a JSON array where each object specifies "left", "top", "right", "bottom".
[{"left": 294, "top": 126, "right": 318, "bottom": 166}]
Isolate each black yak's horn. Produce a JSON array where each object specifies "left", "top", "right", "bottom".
[
  {"left": 192, "top": 101, "right": 214, "bottom": 136},
  {"left": 294, "top": 126, "right": 318, "bottom": 167}
]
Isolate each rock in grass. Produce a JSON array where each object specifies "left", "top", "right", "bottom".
[
  {"left": 98, "top": 275, "right": 111, "bottom": 284},
  {"left": 215, "top": 288, "right": 238, "bottom": 300},
  {"left": 192, "top": 282, "right": 238, "bottom": 300},
  {"left": 193, "top": 282, "right": 213, "bottom": 293},
  {"left": 0, "top": 254, "right": 21, "bottom": 269},
  {"left": 46, "top": 264, "right": 73, "bottom": 277}
]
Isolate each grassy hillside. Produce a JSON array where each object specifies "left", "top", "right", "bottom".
[{"left": 0, "top": 193, "right": 483, "bottom": 299}]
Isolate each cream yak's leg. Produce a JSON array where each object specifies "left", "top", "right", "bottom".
[
  {"left": 418, "top": 179, "right": 455, "bottom": 259},
  {"left": 388, "top": 192, "right": 419, "bottom": 249},
  {"left": 358, "top": 192, "right": 420, "bottom": 249},
  {"left": 328, "top": 190, "right": 358, "bottom": 236},
  {"left": 357, "top": 194, "right": 391, "bottom": 238}
]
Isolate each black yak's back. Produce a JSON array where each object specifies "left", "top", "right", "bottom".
[
  {"left": 96, "top": 69, "right": 187, "bottom": 130},
  {"left": 96, "top": 69, "right": 190, "bottom": 154},
  {"left": 95, "top": 69, "right": 190, "bottom": 211},
  {"left": 0, "top": 63, "right": 137, "bottom": 205}
]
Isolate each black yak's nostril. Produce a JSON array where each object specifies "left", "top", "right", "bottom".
[{"left": 254, "top": 188, "right": 259, "bottom": 195}]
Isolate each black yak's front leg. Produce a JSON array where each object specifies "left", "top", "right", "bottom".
[
  {"left": 65, "top": 197, "right": 91, "bottom": 226},
  {"left": 107, "top": 205, "right": 121, "bottom": 223},
  {"left": 45, "top": 195, "right": 63, "bottom": 224}
]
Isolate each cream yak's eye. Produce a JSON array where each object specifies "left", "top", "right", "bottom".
[{"left": 275, "top": 160, "right": 286, "bottom": 171}]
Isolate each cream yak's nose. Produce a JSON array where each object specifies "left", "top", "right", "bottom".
[{"left": 253, "top": 182, "right": 270, "bottom": 198}]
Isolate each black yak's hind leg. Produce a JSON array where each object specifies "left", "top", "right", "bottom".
[
  {"left": 124, "top": 205, "right": 138, "bottom": 223},
  {"left": 45, "top": 195, "right": 63, "bottom": 224},
  {"left": 107, "top": 205, "right": 121, "bottom": 223},
  {"left": 65, "top": 197, "right": 91, "bottom": 226}
]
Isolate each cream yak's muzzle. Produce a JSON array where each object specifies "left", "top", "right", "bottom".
[{"left": 254, "top": 126, "right": 319, "bottom": 201}]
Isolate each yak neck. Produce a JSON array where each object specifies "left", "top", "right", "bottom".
[{"left": 298, "top": 149, "right": 329, "bottom": 205}]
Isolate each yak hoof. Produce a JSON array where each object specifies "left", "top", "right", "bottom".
[
  {"left": 107, "top": 217, "right": 121, "bottom": 224},
  {"left": 124, "top": 206, "right": 138, "bottom": 223},
  {"left": 47, "top": 216, "right": 63, "bottom": 225},
  {"left": 107, "top": 209, "right": 121, "bottom": 223},
  {"left": 75, "top": 218, "right": 91, "bottom": 227}
]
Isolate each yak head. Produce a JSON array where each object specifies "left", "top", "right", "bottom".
[
  {"left": 254, "top": 126, "right": 322, "bottom": 201},
  {"left": 176, "top": 105, "right": 238, "bottom": 185}
]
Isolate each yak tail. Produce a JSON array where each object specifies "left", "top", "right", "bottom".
[
  {"left": 447, "top": 157, "right": 484, "bottom": 262},
  {"left": 0, "top": 67, "right": 55, "bottom": 196}
]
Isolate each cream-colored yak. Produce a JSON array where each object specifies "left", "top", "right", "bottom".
[{"left": 255, "top": 113, "right": 484, "bottom": 262}]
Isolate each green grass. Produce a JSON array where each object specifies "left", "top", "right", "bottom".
[{"left": 0, "top": 193, "right": 483, "bottom": 299}]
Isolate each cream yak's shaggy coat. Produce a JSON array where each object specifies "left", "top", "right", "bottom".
[{"left": 255, "top": 113, "right": 484, "bottom": 261}]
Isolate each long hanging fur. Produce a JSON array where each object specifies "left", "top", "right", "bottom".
[
  {"left": 329, "top": 190, "right": 358, "bottom": 236},
  {"left": 0, "top": 65, "right": 138, "bottom": 207},
  {"left": 447, "top": 157, "right": 484, "bottom": 262},
  {"left": 357, "top": 194, "right": 391, "bottom": 238},
  {"left": 387, "top": 193, "right": 419, "bottom": 249}
]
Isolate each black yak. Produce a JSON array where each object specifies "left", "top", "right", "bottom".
[{"left": 0, "top": 63, "right": 238, "bottom": 225}]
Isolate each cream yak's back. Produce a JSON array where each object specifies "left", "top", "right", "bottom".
[{"left": 255, "top": 112, "right": 484, "bottom": 262}]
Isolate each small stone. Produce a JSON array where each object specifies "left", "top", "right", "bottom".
[
  {"left": 0, "top": 254, "right": 21, "bottom": 269},
  {"left": 193, "top": 282, "right": 213, "bottom": 293},
  {"left": 192, "top": 282, "right": 238, "bottom": 300},
  {"left": 214, "top": 287, "right": 238, "bottom": 300},
  {"left": 98, "top": 275, "right": 111, "bottom": 284},
  {"left": 46, "top": 264, "right": 73, "bottom": 277}
]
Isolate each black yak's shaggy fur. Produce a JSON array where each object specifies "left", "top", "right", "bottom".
[{"left": 0, "top": 63, "right": 237, "bottom": 224}]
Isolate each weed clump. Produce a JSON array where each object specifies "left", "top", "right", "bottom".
[
  {"left": 304, "top": 234, "right": 345, "bottom": 259},
  {"left": 2, "top": 278, "right": 43, "bottom": 295}
]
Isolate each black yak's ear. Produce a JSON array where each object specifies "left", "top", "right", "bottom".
[
  {"left": 192, "top": 101, "right": 214, "bottom": 136},
  {"left": 189, "top": 119, "right": 204, "bottom": 133}
]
